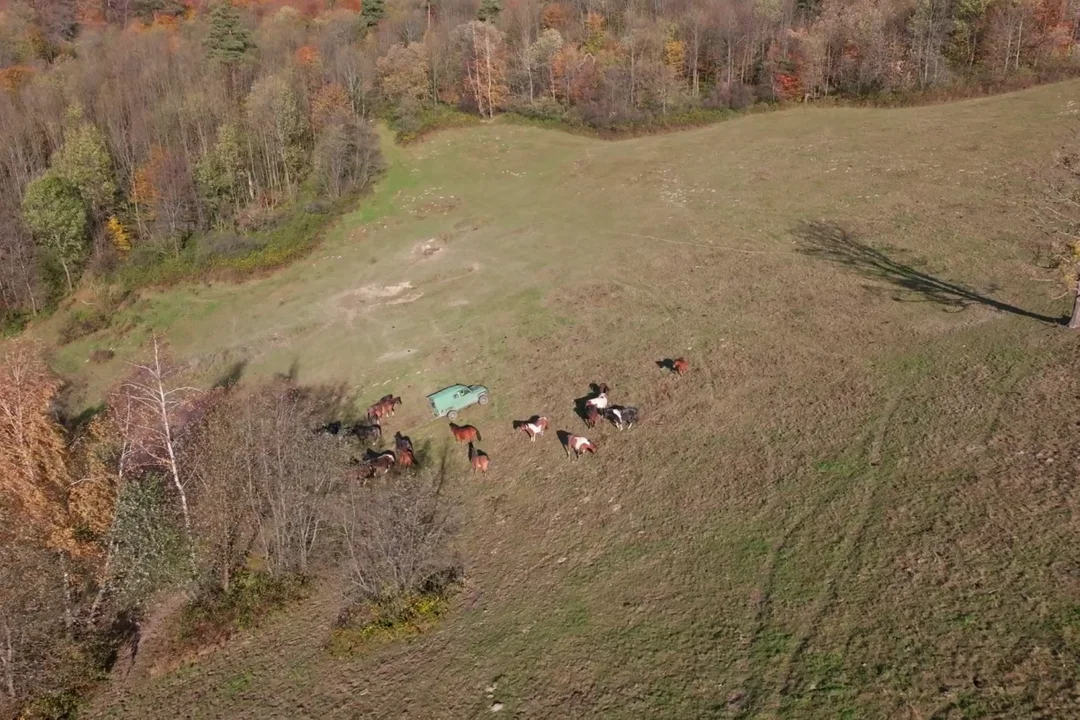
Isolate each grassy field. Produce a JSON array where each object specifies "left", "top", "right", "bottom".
[{"left": 67, "top": 81, "right": 1080, "bottom": 718}]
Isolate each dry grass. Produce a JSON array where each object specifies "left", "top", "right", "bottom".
[{"left": 62, "top": 81, "right": 1080, "bottom": 718}]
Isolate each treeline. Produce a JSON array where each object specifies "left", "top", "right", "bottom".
[
  {"left": 0, "top": 336, "right": 459, "bottom": 716},
  {"left": 0, "top": 0, "right": 1078, "bottom": 325}
]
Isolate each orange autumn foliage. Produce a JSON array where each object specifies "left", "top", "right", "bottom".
[
  {"left": 295, "top": 44, "right": 322, "bottom": 68},
  {"left": 541, "top": 2, "right": 570, "bottom": 30},
  {"left": 310, "top": 82, "right": 351, "bottom": 131},
  {"left": 0, "top": 340, "right": 79, "bottom": 553},
  {"left": 0, "top": 65, "right": 35, "bottom": 93}
]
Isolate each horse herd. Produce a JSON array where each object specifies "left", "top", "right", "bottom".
[{"left": 318, "top": 357, "right": 690, "bottom": 478}]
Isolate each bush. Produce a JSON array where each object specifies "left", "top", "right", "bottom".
[
  {"left": 58, "top": 307, "right": 112, "bottom": 344},
  {"left": 328, "top": 590, "right": 453, "bottom": 655},
  {"left": 194, "top": 232, "right": 266, "bottom": 262},
  {"left": 337, "top": 463, "right": 461, "bottom": 615},
  {"left": 176, "top": 569, "right": 307, "bottom": 647},
  {"left": 704, "top": 82, "right": 756, "bottom": 111},
  {"left": 109, "top": 477, "right": 191, "bottom": 607}
]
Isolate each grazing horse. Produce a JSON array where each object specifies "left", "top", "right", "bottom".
[
  {"left": 584, "top": 406, "right": 602, "bottom": 428},
  {"left": 565, "top": 434, "right": 597, "bottom": 460},
  {"left": 398, "top": 447, "right": 416, "bottom": 468},
  {"left": 585, "top": 392, "right": 609, "bottom": 412},
  {"left": 350, "top": 422, "right": 382, "bottom": 443},
  {"left": 468, "top": 442, "right": 490, "bottom": 473},
  {"left": 605, "top": 405, "right": 639, "bottom": 431},
  {"left": 394, "top": 431, "right": 414, "bottom": 454},
  {"left": 672, "top": 358, "right": 689, "bottom": 375},
  {"left": 515, "top": 416, "right": 548, "bottom": 441},
  {"left": 449, "top": 423, "right": 482, "bottom": 443}
]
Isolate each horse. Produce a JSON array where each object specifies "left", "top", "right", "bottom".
[
  {"left": 352, "top": 449, "right": 395, "bottom": 478},
  {"left": 564, "top": 434, "right": 597, "bottom": 460},
  {"left": 367, "top": 396, "right": 403, "bottom": 421},
  {"left": 316, "top": 420, "right": 342, "bottom": 435},
  {"left": 585, "top": 392, "right": 609, "bottom": 412},
  {"left": 515, "top": 416, "right": 548, "bottom": 441},
  {"left": 605, "top": 405, "right": 639, "bottom": 431},
  {"left": 398, "top": 447, "right": 417, "bottom": 468},
  {"left": 449, "top": 423, "right": 481, "bottom": 443},
  {"left": 584, "top": 406, "right": 602, "bottom": 428},
  {"left": 350, "top": 422, "right": 382, "bottom": 443},
  {"left": 394, "top": 431, "right": 414, "bottom": 454},
  {"left": 468, "top": 442, "right": 490, "bottom": 473},
  {"left": 672, "top": 358, "right": 689, "bottom": 375}
]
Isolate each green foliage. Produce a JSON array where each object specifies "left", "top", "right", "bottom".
[
  {"left": 195, "top": 122, "right": 247, "bottom": 223},
  {"left": 52, "top": 104, "right": 116, "bottom": 214},
  {"left": 59, "top": 307, "right": 112, "bottom": 344},
  {"left": 362, "top": 0, "right": 385, "bottom": 28},
  {"left": 176, "top": 570, "right": 306, "bottom": 646},
  {"left": 205, "top": 2, "right": 255, "bottom": 63},
  {"left": 328, "top": 591, "right": 451, "bottom": 655},
  {"left": 115, "top": 196, "right": 345, "bottom": 289},
  {"left": 110, "top": 478, "right": 191, "bottom": 606},
  {"left": 22, "top": 173, "right": 89, "bottom": 293},
  {"left": 476, "top": 0, "right": 502, "bottom": 22}
]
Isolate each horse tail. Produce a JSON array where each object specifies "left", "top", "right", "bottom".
[{"left": 475, "top": 428, "right": 482, "bottom": 442}]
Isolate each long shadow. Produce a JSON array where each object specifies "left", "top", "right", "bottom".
[{"left": 794, "top": 221, "right": 1065, "bottom": 325}]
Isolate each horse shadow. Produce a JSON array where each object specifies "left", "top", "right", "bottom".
[
  {"left": 556, "top": 430, "right": 572, "bottom": 454},
  {"left": 656, "top": 358, "right": 676, "bottom": 373}
]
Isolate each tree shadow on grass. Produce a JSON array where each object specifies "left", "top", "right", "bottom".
[{"left": 794, "top": 221, "right": 1065, "bottom": 325}]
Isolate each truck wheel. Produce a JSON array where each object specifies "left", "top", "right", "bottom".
[
  {"left": 478, "top": 393, "right": 489, "bottom": 405},
  {"left": 448, "top": 410, "right": 458, "bottom": 420}
]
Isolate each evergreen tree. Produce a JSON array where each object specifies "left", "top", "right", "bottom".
[
  {"left": 362, "top": 0, "right": 386, "bottom": 29},
  {"left": 205, "top": 2, "right": 255, "bottom": 64},
  {"left": 477, "top": 0, "right": 501, "bottom": 22}
]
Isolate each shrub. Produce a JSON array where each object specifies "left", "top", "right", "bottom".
[
  {"left": 337, "top": 462, "right": 461, "bottom": 617},
  {"left": 704, "top": 82, "right": 756, "bottom": 111},
  {"left": 58, "top": 307, "right": 112, "bottom": 344},
  {"left": 175, "top": 569, "right": 307, "bottom": 647},
  {"left": 194, "top": 233, "right": 266, "bottom": 262}
]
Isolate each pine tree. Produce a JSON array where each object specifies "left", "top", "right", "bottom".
[
  {"left": 477, "top": 0, "right": 501, "bottom": 22},
  {"left": 205, "top": 2, "right": 255, "bottom": 64},
  {"left": 362, "top": 0, "right": 386, "bottom": 29}
]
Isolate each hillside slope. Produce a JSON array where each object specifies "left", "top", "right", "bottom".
[{"left": 82, "top": 82, "right": 1080, "bottom": 719}]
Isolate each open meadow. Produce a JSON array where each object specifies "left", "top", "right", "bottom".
[{"left": 68, "top": 81, "right": 1080, "bottom": 718}]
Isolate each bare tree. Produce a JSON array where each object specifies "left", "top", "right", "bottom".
[
  {"left": 116, "top": 333, "right": 204, "bottom": 558},
  {"left": 338, "top": 452, "right": 460, "bottom": 613}
]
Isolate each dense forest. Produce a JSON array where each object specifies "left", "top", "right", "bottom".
[{"left": 0, "top": 0, "right": 1077, "bottom": 327}]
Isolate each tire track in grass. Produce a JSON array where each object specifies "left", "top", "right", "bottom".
[
  {"left": 768, "top": 389, "right": 905, "bottom": 712},
  {"left": 731, "top": 387, "right": 905, "bottom": 717}
]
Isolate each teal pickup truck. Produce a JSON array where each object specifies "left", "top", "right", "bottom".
[{"left": 427, "top": 384, "right": 489, "bottom": 420}]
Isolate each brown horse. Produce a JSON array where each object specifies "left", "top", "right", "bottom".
[
  {"left": 468, "top": 442, "right": 489, "bottom": 473},
  {"left": 449, "top": 422, "right": 481, "bottom": 443},
  {"left": 515, "top": 416, "right": 548, "bottom": 441},
  {"left": 354, "top": 450, "right": 396, "bottom": 478},
  {"left": 564, "top": 434, "right": 597, "bottom": 460},
  {"left": 367, "top": 396, "right": 403, "bottom": 421},
  {"left": 672, "top": 358, "right": 689, "bottom": 375},
  {"left": 398, "top": 447, "right": 416, "bottom": 468},
  {"left": 394, "top": 431, "right": 414, "bottom": 454},
  {"left": 584, "top": 406, "right": 601, "bottom": 428}
]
